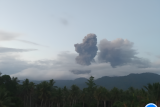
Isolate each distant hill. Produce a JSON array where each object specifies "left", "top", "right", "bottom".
[{"left": 19, "top": 72, "right": 160, "bottom": 90}]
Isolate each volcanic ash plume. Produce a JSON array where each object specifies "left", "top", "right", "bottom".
[
  {"left": 98, "top": 38, "right": 137, "bottom": 68},
  {"left": 74, "top": 33, "right": 98, "bottom": 66}
]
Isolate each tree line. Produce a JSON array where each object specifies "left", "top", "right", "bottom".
[{"left": 0, "top": 72, "right": 160, "bottom": 107}]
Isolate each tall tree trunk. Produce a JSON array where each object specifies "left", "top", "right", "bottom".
[
  {"left": 24, "top": 96, "right": 25, "bottom": 107},
  {"left": 83, "top": 101, "right": 84, "bottom": 107},
  {"left": 30, "top": 94, "right": 31, "bottom": 107},
  {"left": 123, "top": 103, "right": 127, "bottom": 107},
  {"left": 72, "top": 99, "right": 75, "bottom": 107},
  {"left": 63, "top": 101, "right": 65, "bottom": 107},
  {"left": 45, "top": 100, "right": 47, "bottom": 107},
  {"left": 51, "top": 102, "right": 53, "bottom": 107},
  {"left": 49, "top": 102, "right": 51, "bottom": 107},
  {"left": 27, "top": 96, "right": 29, "bottom": 107},
  {"left": 57, "top": 103, "right": 60, "bottom": 107},
  {"left": 26, "top": 96, "right": 28, "bottom": 107},
  {"left": 97, "top": 101, "right": 99, "bottom": 107},
  {"left": 104, "top": 100, "right": 106, "bottom": 107},
  {"left": 72, "top": 100, "right": 73, "bottom": 107},
  {"left": 41, "top": 98, "right": 43, "bottom": 107},
  {"left": 111, "top": 101, "right": 113, "bottom": 107}
]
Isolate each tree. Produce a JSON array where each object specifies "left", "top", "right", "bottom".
[
  {"left": 94, "top": 86, "right": 103, "bottom": 107},
  {"left": 137, "top": 88, "right": 151, "bottom": 107},
  {"left": 110, "top": 87, "right": 120, "bottom": 106},
  {"left": 85, "top": 76, "right": 97, "bottom": 106},
  {"left": 99, "top": 86, "right": 109, "bottom": 107},
  {"left": 0, "top": 87, "right": 15, "bottom": 107},
  {"left": 28, "top": 82, "right": 35, "bottom": 107},
  {"left": 55, "top": 88, "right": 63, "bottom": 107},
  {"left": 22, "top": 78, "right": 31, "bottom": 107},
  {"left": 37, "top": 81, "right": 51, "bottom": 107},
  {"left": 1, "top": 75, "right": 17, "bottom": 94},
  {"left": 79, "top": 88, "right": 88, "bottom": 107},
  {"left": 62, "top": 86, "right": 69, "bottom": 107},
  {"left": 144, "top": 82, "right": 160, "bottom": 106},
  {"left": 70, "top": 84, "right": 80, "bottom": 107}
]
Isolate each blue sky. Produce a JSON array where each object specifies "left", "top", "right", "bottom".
[{"left": 0, "top": 0, "right": 160, "bottom": 80}]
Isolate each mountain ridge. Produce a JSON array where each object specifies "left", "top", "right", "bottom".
[{"left": 19, "top": 72, "right": 160, "bottom": 90}]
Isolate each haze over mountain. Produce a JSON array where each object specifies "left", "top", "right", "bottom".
[{"left": 19, "top": 72, "right": 160, "bottom": 90}]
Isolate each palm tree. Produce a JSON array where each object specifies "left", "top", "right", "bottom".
[
  {"left": 28, "top": 82, "right": 36, "bottom": 107},
  {"left": 70, "top": 84, "right": 80, "bottom": 107},
  {"left": 110, "top": 87, "right": 120, "bottom": 107},
  {"left": 94, "top": 86, "right": 103, "bottom": 107},
  {"left": 55, "top": 88, "right": 63, "bottom": 107},
  {"left": 113, "top": 87, "right": 141, "bottom": 107},
  {"left": 135, "top": 88, "right": 149, "bottom": 107},
  {"left": 79, "top": 88, "right": 88, "bottom": 107},
  {"left": 99, "top": 86, "right": 109, "bottom": 107},
  {"left": 113, "top": 90, "right": 130, "bottom": 107},
  {"left": 38, "top": 81, "right": 52, "bottom": 107},
  {"left": 22, "top": 78, "right": 31, "bottom": 107},
  {"left": 0, "top": 87, "right": 15, "bottom": 107},
  {"left": 144, "top": 82, "right": 160, "bottom": 106},
  {"left": 47, "top": 79, "right": 57, "bottom": 107},
  {"left": 62, "top": 86, "right": 69, "bottom": 107}
]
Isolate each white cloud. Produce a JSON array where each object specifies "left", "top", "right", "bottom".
[
  {"left": 8, "top": 51, "right": 160, "bottom": 80},
  {"left": 16, "top": 39, "right": 49, "bottom": 47},
  {"left": 0, "top": 30, "right": 22, "bottom": 41}
]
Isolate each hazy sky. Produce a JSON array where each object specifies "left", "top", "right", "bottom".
[{"left": 0, "top": 0, "right": 160, "bottom": 80}]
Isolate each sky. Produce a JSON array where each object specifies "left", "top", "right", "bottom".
[{"left": 0, "top": 0, "right": 160, "bottom": 80}]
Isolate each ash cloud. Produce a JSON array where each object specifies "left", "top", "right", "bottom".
[
  {"left": 131, "top": 58, "right": 151, "bottom": 68},
  {"left": 98, "top": 38, "right": 151, "bottom": 68},
  {"left": 74, "top": 33, "right": 98, "bottom": 65},
  {"left": 70, "top": 70, "right": 91, "bottom": 74}
]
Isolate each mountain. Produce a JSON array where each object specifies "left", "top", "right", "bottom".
[
  {"left": 19, "top": 72, "right": 160, "bottom": 90},
  {"left": 95, "top": 72, "right": 160, "bottom": 90}
]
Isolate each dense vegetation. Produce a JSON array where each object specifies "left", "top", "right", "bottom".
[{"left": 0, "top": 72, "right": 160, "bottom": 107}]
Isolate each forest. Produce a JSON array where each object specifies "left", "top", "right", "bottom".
[{"left": 0, "top": 72, "right": 160, "bottom": 107}]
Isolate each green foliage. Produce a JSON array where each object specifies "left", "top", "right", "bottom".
[
  {"left": 144, "top": 82, "right": 160, "bottom": 103},
  {"left": 0, "top": 87, "right": 15, "bottom": 107},
  {"left": 0, "top": 75, "right": 18, "bottom": 95},
  {"left": 1, "top": 72, "right": 160, "bottom": 107}
]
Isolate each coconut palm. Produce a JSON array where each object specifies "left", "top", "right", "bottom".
[
  {"left": 0, "top": 87, "right": 15, "bottom": 107},
  {"left": 144, "top": 82, "right": 160, "bottom": 106},
  {"left": 28, "top": 82, "right": 36, "bottom": 107},
  {"left": 110, "top": 87, "right": 120, "bottom": 107},
  {"left": 55, "top": 87, "right": 63, "bottom": 107},
  {"left": 113, "top": 87, "right": 141, "bottom": 107},
  {"left": 22, "top": 78, "right": 31, "bottom": 107},
  {"left": 70, "top": 84, "right": 80, "bottom": 107},
  {"left": 62, "top": 86, "right": 69, "bottom": 107},
  {"left": 79, "top": 88, "right": 88, "bottom": 107},
  {"left": 37, "top": 81, "right": 52, "bottom": 107},
  {"left": 103, "top": 87, "right": 110, "bottom": 107},
  {"left": 94, "top": 86, "right": 103, "bottom": 107},
  {"left": 136, "top": 88, "right": 150, "bottom": 107}
]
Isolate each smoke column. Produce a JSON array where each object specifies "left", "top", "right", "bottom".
[{"left": 74, "top": 33, "right": 98, "bottom": 65}]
